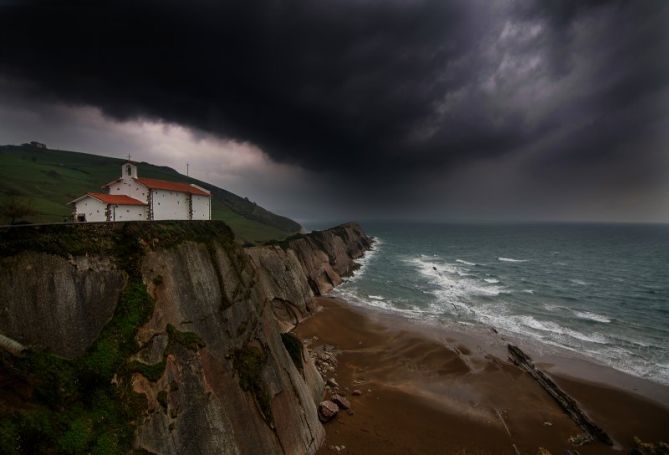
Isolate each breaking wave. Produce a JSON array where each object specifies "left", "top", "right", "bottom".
[
  {"left": 328, "top": 223, "right": 669, "bottom": 385},
  {"left": 408, "top": 256, "right": 503, "bottom": 301},
  {"left": 456, "top": 259, "right": 476, "bottom": 266},
  {"left": 498, "top": 257, "right": 528, "bottom": 263},
  {"left": 574, "top": 311, "right": 611, "bottom": 323}
]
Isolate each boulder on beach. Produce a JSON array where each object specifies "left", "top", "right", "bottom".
[
  {"left": 331, "top": 393, "right": 351, "bottom": 410},
  {"left": 318, "top": 400, "right": 340, "bottom": 422}
]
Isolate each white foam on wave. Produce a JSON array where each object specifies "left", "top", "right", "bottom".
[
  {"left": 484, "top": 278, "right": 500, "bottom": 284},
  {"left": 498, "top": 257, "right": 528, "bottom": 263},
  {"left": 332, "top": 286, "right": 433, "bottom": 321},
  {"left": 456, "top": 259, "right": 476, "bottom": 266},
  {"left": 570, "top": 279, "right": 588, "bottom": 286},
  {"left": 336, "top": 245, "right": 669, "bottom": 385},
  {"left": 406, "top": 256, "right": 504, "bottom": 317},
  {"left": 509, "top": 315, "right": 609, "bottom": 345},
  {"left": 574, "top": 311, "right": 611, "bottom": 323},
  {"left": 333, "top": 287, "right": 391, "bottom": 312},
  {"left": 580, "top": 344, "right": 669, "bottom": 385}
]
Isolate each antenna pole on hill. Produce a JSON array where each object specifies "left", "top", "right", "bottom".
[
  {"left": 186, "top": 162, "right": 189, "bottom": 176},
  {"left": 127, "top": 153, "right": 131, "bottom": 162}
]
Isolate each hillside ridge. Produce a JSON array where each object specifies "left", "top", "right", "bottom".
[{"left": 0, "top": 144, "right": 301, "bottom": 242}]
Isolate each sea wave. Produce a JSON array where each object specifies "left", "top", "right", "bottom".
[
  {"left": 331, "top": 231, "right": 669, "bottom": 385},
  {"left": 574, "top": 311, "right": 611, "bottom": 323},
  {"left": 478, "top": 312, "right": 669, "bottom": 384},
  {"left": 456, "top": 259, "right": 476, "bottom": 266},
  {"left": 407, "top": 256, "right": 504, "bottom": 310},
  {"left": 511, "top": 315, "right": 609, "bottom": 345},
  {"left": 332, "top": 286, "right": 431, "bottom": 321},
  {"left": 498, "top": 257, "right": 528, "bottom": 263},
  {"left": 333, "top": 287, "right": 392, "bottom": 312}
]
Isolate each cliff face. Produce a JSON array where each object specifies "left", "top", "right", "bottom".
[
  {"left": 0, "top": 221, "right": 371, "bottom": 455},
  {"left": 246, "top": 223, "right": 372, "bottom": 331},
  {"left": 0, "top": 253, "right": 125, "bottom": 358}
]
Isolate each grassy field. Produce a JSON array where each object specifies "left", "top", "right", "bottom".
[{"left": 0, "top": 144, "right": 300, "bottom": 243}]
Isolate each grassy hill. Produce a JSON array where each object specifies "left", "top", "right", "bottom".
[{"left": 0, "top": 144, "right": 301, "bottom": 243}]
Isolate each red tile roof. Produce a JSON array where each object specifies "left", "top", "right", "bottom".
[
  {"left": 134, "top": 178, "right": 210, "bottom": 196},
  {"left": 85, "top": 192, "right": 147, "bottom": 206}
]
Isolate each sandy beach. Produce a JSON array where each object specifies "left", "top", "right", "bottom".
[{"left": 295, "top": 297, "right": 669, "bottom": 454}]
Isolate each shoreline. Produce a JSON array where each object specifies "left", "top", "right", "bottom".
[
  {"left": 296, "top": 296, "right": 669, "bottom": 454},
  {"left": 336, "top": 230, "right": 669, "bottom": 397},
  {"left": 331, "top": 290, "right": 669, "bottom": 407}
]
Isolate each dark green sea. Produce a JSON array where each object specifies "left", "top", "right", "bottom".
[{"left": 310, "top": 222, "right": 669, "bottom": 385}]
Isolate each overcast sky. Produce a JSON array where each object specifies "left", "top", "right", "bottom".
[{"left": 1, "top": 0, "right": 668, "bottom": 224}]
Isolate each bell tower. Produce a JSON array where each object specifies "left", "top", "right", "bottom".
[{"left": 122, "top": 162, "right": 138, "bottom": 179}]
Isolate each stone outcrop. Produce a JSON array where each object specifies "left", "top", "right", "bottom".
[
  {"left": 508, "top": 344, "right": 612, "bottom": 446},
  {"left": 330, "top": 393, "right": 350, "bottom": 410},
  {"left": 0, "top": 220, "right": 371, "bottom": 455},
  {"left": 317, "top": 400, "right": 339, "bottom": 423},
  {"left": 630, "top": 437, "right": 669, "bottom": 455}
]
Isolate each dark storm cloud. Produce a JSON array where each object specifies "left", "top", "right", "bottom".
[
  {"left": 0, "top": 0, "right": 667, "bottom": 197},
  {"left": 1, "top": 0, "right": 481, "bottom": 174}
]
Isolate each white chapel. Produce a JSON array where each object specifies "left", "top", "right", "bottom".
[{"left": 70, "top": 162, "right": 211, "bottom": 222}]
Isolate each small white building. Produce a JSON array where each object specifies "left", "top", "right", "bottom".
[{"left": 70, "top": 162, "right": 211, "bottom": 222}]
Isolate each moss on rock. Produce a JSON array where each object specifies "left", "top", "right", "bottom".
[
  {"left": 166, "top": 324, "right": 206, "bottom": 352},
  {"left": 0, "top": 222, "right": 170, "bottom": 454},
  {"left": 233, "top": 345, "right": 273, "bottom": 424},
  {"left": 0, "top": 220, "right": 236, "bottom": 259}
]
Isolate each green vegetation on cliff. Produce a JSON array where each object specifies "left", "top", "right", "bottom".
[
  {"left": 0, "top": 144, "right": 301, "bottom": 242},
  {"left": 0, "top": 220, "right": 236, "bottom": 258},
  {"left": 0, "top": 278, "right": 152, "bottom": 454},
  {"left": 0, "top": 221, "right": 231, "bottom": 454},
  {"left": 233, "top": 345, "right": 273, "bottom": 424},
  {"left": 0, "top": 219, "right": 368, "bottom": 454}
]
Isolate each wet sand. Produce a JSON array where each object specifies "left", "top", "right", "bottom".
[{"left": 294, "top": 297, "right": 669, "bottom": 454}]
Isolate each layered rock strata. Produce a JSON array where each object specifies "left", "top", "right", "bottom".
[{"left": 0, "top": 221, "right": 371, "bottom": 454}]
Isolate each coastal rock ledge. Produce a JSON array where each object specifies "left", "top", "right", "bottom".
[{"left": 0, "top": 221, "right": 372, "bottom": 455}]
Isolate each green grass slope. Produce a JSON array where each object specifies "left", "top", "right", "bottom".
[{"left": 0, "top": 144, "right": 301, "bottom": 243}]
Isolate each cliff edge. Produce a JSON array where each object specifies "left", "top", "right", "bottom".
[{"left": 0, "top": 221, "right": 372, "bottom": 454}]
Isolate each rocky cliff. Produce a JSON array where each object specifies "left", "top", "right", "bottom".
[{"left": 0, "top": 221, "right": 371, "bottom": 454}]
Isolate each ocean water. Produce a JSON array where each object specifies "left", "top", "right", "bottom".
[{"left": 318, "top": 222, "right": 669, "bottom": 385}]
